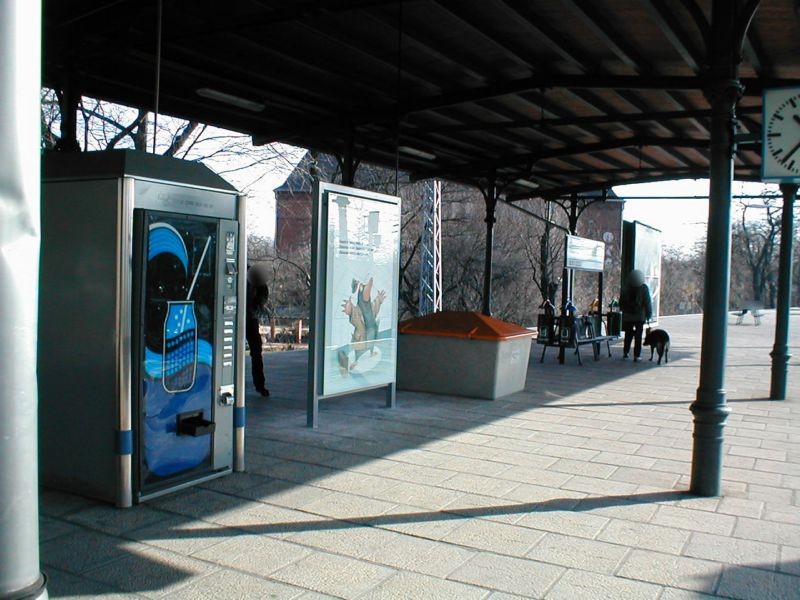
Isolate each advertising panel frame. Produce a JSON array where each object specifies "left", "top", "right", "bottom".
[{"left": 307, "top": 182, "right": 401, "bottom": 427}]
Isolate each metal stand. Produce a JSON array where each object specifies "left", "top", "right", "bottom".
[
  {"left": 770, "top": 184, "right": 796, "bottom": 400},
  {"left": 234, "top": 194, "right": 248, "bottom": 471},
  {"left": 559, "top": 267, "right": 569, "bottom": 364},
  {"left": 307, "top": 182, "right": 326, "bottom": 428},
  {"left": 386, "top": 382, "right": 396, "bottom": 408}
]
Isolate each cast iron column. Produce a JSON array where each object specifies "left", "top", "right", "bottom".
[
  {"left": 482, "top": 176, "right": 497, "bottom": 316},
  {"left": 341, "top": 133, "right": 356, "bottom": 187},
  {"left": 567, "top": 194, "right": 579, "bottom": 235},
  {"left": 0, "top": 1, "right": 47, "bottom": 598},
  {"left": 55, "top": 82, "right": 80, "bottom": 152},
  {"left": 690, "top": 0, "right": 741, "bottom": 497},
  {"left": 770, "top": 184, "right": 797, "bottom": 399}
]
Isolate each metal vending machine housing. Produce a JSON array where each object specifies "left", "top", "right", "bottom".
[{"left": 39, "top": 151, "right": 246, "bottom": 507}]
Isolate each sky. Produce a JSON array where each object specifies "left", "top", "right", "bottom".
[{"left": 615, "top": 178, "right": 781, "bottom": 251}]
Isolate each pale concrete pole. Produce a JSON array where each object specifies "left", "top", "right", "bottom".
[{"left": 0, "top": 0, "right": 48, "bottom": 597}]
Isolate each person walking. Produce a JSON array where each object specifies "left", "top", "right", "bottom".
[
  {"left": 620, "top": 269, "right": 652, "bottom": 362},
  {"left": 246, "top": 265, "right": 270, "bottom": 396}
]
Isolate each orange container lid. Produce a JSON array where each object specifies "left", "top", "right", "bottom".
[{"left": 398, "top": 311, "right": 535, "bottom": 341}]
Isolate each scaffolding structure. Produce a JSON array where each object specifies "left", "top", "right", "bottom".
[{"left": 418, "top": 179, "right": 442, "bottom": 315}]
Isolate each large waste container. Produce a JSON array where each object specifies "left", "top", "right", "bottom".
[{"left": 397, "top": 311, "right": 534, "bottom": 399}]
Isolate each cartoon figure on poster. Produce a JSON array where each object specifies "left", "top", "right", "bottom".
[
  {"left": 338, "top": 276, "right": 387, "bottom": 374},
  {"left": 323, "top": 193, "right": 400, "bottom": 395}
]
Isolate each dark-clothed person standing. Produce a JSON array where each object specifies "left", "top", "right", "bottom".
[
  {"left": 620, "top": 269, "right": 652, "bottom": 361},
  {"left": 246, "top": 265, "right": 270, "bottom": 396}
]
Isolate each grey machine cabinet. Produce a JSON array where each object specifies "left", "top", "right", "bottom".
[{"left": 39, "top": 150, "right": 247, "bottom": 507}]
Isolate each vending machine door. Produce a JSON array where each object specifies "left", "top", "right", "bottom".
[{"left": 135, "top": 211, "right": 222, "bottom": 496}]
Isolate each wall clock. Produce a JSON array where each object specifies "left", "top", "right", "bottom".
[{"left": 762, "top": 86, "right": 800, "bottom": 182}]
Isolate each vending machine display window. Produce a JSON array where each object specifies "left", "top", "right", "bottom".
[{"left": 138, "top": 215, "right": 219, "bottom": 492}]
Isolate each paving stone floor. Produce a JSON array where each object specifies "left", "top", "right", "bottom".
[{"left": 41, "top": 311, "right": 800, "bottom": 599}]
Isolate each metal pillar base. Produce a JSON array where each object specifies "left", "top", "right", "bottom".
[
  {"left": 689, "top": 393, "right": 732, "bottom": 496},
  {"left": 769, "top": 349, "right": 792, "bottom": 400},
  {"left": 0, "top": 574, "right": 48, "bottom": 600},
  {"left": 386, "top": 382, "right": 396, "bottom": 408}
]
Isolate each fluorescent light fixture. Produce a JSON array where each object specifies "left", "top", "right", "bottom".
[
  {"left": 398, "top": 145, "right": 436, "bottom": 161},
  {"left": 196, "top": 87, "right": 265, "bottom": 112},
  {"left": 514, "top": 178, "right": 540, "bottom": 190}
]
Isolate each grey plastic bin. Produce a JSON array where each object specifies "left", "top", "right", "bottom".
[{"left": 397, "top": 311, "right": 534, "bottom": 400}]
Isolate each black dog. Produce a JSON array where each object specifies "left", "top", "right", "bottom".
[{"left": 644, "top": 328, "right": 670, "bottom": 364}]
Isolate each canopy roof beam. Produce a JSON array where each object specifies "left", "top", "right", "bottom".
[
  {"left": 416, "top": 106, "right": 761, "bottom": 134},
  {"left": 641, "top": 0, "right": 704, "bottom": 72}
]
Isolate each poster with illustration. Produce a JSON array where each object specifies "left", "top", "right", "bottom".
[{"left": 322, "top": 190, "right": 401, "bottom": 396}]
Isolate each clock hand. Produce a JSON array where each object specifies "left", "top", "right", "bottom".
[{"left": 781, "top": 139, "right": 800, "bottom": 165}]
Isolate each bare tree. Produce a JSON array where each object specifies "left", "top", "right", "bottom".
[
  {"left": 661, "top": 243, "right": 706, "bottom": 315},
  {"left": 248, "top": 234, "right": 313, "bottom": 317},
  {"left": 40, "top": 88, "right": 303, "bottom": 195},
  {"left": 513, "top": 201, "right": 565, "bottom": 306},
  {"left": 732, "top": 195, "right": 782, "bottom": 307}
]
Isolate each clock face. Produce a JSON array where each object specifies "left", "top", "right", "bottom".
[{"left": 762, "top": 87, "right": 800, "bottom": 182}]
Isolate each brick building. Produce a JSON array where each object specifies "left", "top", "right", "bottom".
[{"left": 273, "top": 152, "right": 338, "bottom": 254}]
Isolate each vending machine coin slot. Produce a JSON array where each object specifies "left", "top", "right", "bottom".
[{"left": 219, "top": 384, "right": 235, "bottom": 406}]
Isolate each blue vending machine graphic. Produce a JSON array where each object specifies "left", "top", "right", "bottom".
[
  {"left": 163, "top": 301, "right": 199, "bottom": 393},
  {"left": 140, "top": 216, "right": 219, "bottom": 487}
]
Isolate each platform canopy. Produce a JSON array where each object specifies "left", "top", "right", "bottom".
[{"left": 43, "top": 1, "right": 800, "bottom": 198}]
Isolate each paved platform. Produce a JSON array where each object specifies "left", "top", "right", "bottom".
[{"left": 41, "top": 312, "right": 800, "bottom": 599}]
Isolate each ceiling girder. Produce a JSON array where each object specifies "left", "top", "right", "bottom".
[
  {"left": 507, "top": 169, "right": 760, "bottom": 201},
  {"left": 416, "top": 106, "right": 760, "bottom": 134},
  {"left": 421, "top": 137, "right": 710, "bottom": 181},
  {"left": 641, "top": 0, "right": 704, "bottom": 72}
]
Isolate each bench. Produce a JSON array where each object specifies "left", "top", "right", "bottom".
[
  {"left": 537, "top": 315, "right": 617, "bottom": 365},
  {"left": 734, "top": 301, "right": 764, "bottom": 326}
]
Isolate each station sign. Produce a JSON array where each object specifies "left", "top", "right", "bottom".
[{"left": 564, "top": 234, "right": 605, "bottom": 272}]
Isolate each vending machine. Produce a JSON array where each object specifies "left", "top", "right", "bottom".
[{"left": 39, "top": 150, "right": 246, "bottom": 507}]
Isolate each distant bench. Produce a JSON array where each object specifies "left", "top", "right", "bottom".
[{"left": 734, "top": 301, "right": 764, "bottom": 326}]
